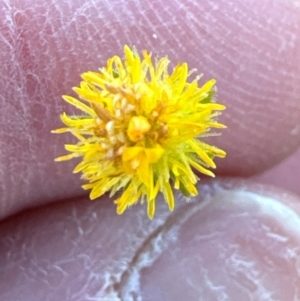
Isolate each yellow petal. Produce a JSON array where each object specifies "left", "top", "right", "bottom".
[
  {"left": 200, "top": 79, "right": 216, "bottom": 93},
  {"left": 122, "top": 147, "right": 143, "bottom": 162},
  {"left": 145, "top": 148, "right": 165, "bottom": 163},
  {"left": 81, "top": 72, "right": 106, "bottom": 86},
  {"left": 62, "top": 95, "right": 95, "bottom": 115},
  {"left": 190, "top": 143, "right": 216, "bottom": 168},
  {"left": 88, "top": 177, "right": 120, "bottom": 200},
  {"left": 60, "top": 112, "right": 93, "bottom": 127},
  {"left": 137, "top": 154, "right": 150, "bottom": 186},
  {"left": 162, "top": 181, "right": 175, "bottom": 211},
  {"left": 116, "top": 184, "right": 135, "bottom": 214},
  {"left": 147, "top": 198, "right": 155, "bottom": 219},
  {"left": 51, "top": 127, "right": 70, "bottom": 134},
  {"left": 54, "top": 153, "right": 80, "bottom": 161},
  {"left": 187, "top": 158, "right": 215, "bottom": 177}
]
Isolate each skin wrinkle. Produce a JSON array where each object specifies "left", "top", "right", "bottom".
[
  {"left": 1, "top": 183, "right": 300, "bottom": 300},
  {"left": 0, "top": 2, "right": 17, "bottom": 213},
  {"left": 253, "top": 147, "right": 300, "bottom": 196},
  {"left": 185, "top": 0, "right": 296, "bottom": 173},
  {"left": 113, "top": 192, "right": 215, "bottom": 300},
  {"left": 140, "top": 189, "right": 300, "bottom": 301},
  {"left": 0, "top": 0, "right": 300, "bottom": 221},
  {"left": 0, "top": 194, "right": 173, "bottom": 301}
]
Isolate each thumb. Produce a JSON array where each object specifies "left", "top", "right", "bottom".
[{"left": 1, "top": 181, "right": 300, "bottom": 300}]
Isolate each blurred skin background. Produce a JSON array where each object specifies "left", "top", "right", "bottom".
[{"left": 0, "top": 0, "right": 300, "bottom": 300}]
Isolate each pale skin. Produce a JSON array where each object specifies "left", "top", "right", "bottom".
[{"left": 0, "top": 0, "right": 300, "bottom": 300}]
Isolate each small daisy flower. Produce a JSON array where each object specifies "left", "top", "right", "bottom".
[{"left": 52, "top": 45, "right": 226, "bottom": 219}]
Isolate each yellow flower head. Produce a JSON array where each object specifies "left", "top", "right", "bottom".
[{"left": 52, "top": 45, "right": 226, "bottom": 219}]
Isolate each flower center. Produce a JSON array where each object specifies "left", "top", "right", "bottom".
[
  {"left": 127, "top": 116, "right": 151, "bottom": 142},
  {"left": 92, "top": 86, "right": 169, "bottom": 162}
]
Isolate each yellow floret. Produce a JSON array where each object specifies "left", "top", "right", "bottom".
[{"left": 52, "top": 45, "right": 226, "bottom": 219}]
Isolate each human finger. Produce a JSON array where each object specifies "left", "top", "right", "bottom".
[
  {"left": 1, "top": 0, "right": 300, "bottom": 220},
  {"left": 1, "top": 181, "right": 300, "bottom": 300}
]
